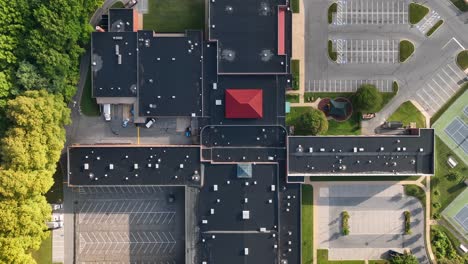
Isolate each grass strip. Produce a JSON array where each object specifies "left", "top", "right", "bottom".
[
  {"left": 328, "top": 40, "right": 337, "bottom": 61},
  {"left": 328, "top": 3, "right": 337, "bottom": 24},
  {"left": 409, "top": 3, "right": 429, "bottom": 24},
  {"left": 399, "top": 40, "right": 415, "bottom": 62},
  {"left": 426, "top": 20, "right": 444, "bottom": 37}
]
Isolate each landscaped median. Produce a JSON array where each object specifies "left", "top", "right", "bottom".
[
  {"left": 426, "top": 20, "right": 444, "bottom": 37},
  {"left": 328, "top": 3, "right": 337, "bottom": 24},
  {"left": 399, "top": 40, "right": 415, "bottom": 63},
  {"left": 409, "top": 3, "right": 429, "bottom": 24},
  {"left": 456, "top": 50, "right": 468, "bottom": 70},
  {"left": 341, "top": 211, "right": 350, "bottom": 235},
  {"left": 292, "top": 0, "right": 300, "bottom": 13},
  {"left": 328, "top": 40, "right": 337, "bottom": 62},
  {"left": 404, "top": 210, "right": 412, "bottom": 235}
]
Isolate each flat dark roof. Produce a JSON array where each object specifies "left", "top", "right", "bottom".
[
  {"left": 200, "top": 126, "right": 287, "bottom": 162},
  {"left": 206, "top": 75, "right": 289, "bottom": 125},
  {"left": 67, "top": 145, "right": 201, "bottom": 186},
  {"left": 91, "top": 32, "right": 137, "bottom": 97},
  {"left": 108, "top": 9, "right": 135, "bottom": 32},
  {"left": 288, "top": 129, "right": 435, "bottom": 176},
  {"left": 137, "top": 30, "right": 203, "bottom": 117},
  {"left": 209, "top": 0, "right": 290, "bottom": 73},
  {"left": 199, "top": 233, "right": 279, "bottom": 264},
  {"left": 199, "top": 163, "right": 279, "bottom": 232}
]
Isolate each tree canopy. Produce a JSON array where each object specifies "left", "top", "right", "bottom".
[
  {"left": 352, "top": 84, "right": 383, "bottom": 113},
  {"left": 0, "top": 0, "right": 101, "bottom": 261},
  {"left": 390, "top": 252, "right": 419, "bottom": 264},
  {"left": 294, "top": 108, "right": 329, "bottom": 135}
]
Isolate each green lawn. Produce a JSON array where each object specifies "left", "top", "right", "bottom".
[
  {"left": 286, "top": 94, "right": 300, "bottom": 103},
  {"left": 456, "top": 50, "right": 468, "bottom": 70},
  {"left": 80, "top": 68, "right": 100, "bottom": 116},
  {"left": 426, "top": 20, "right": 444, "bottom": 37},
  {"left": 143, "top": 0, "right": 205, "bottom": 32},
  {"left": 378, "top": 92, "right": 397, "bottom": 112},
  {"left": 368, "top": 261, "right": 389, "bottom": 264},
  {"left": 32, "top": 232, "right": 52, "bottom": 264},
  {"left": 328, "top": 3, "right": 337, "bottom": 24},
  {"left": 409, "top": 3, "right": 429, "bottom": 24},
  {"left": 449, "top": 0, "right": 468, "bottom": 12},
  {"left": 292, "top": 0, "right": 300, "bottom": 13},
  {"left": 404, "top": 184, "right": 426, "bottom": 208},
  {"left": 328, "top": 40, "right": 337, "bottom": 61},
  {"left": 309, "top": 176, "right": 420, "bottom": 181},
  {"left": 431, "top": 137, "right": 467, "bottom": 217},
  {"left": 325, "top": 112, "right": 361, "bottom": 135},
  {"left": 317, "top": 249, "right": 365, "bottom": 264},
  {"left": 399, "top": 40, "right": 415, "bottom": 62},
  {"left": 302, "top": 185, "right": 314, "bottom": 264},
  {"left": 387, "top": 101, "right": 426, "bottom": 128},
  {"left": 292, "top": 60, "right": 300, "bottom": 90},
  {"left": 431, "top": 83, "right": 468, "bottom": 124},
  {"left": 304, "top": 92, "right": 354, "bottom": 101}
]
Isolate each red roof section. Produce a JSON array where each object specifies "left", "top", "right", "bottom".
[
  {"left": 225, "top": 89, "right": 263, "bottom": 119},
  {"left": 278, "top": 6, "right": 286, "bottom": 55}
]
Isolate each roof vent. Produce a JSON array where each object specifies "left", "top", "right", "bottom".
[
  {"left": 242, "top": 210, "right": 250, "bottom": 219},
  {"left": 296, "top": 145, "right": 303, "bottom": 153},
  {"left": 134, "top": 163, "right": 138, "bottom": 170}
]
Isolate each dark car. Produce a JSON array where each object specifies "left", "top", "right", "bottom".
[{"left": 388, "top": 250, "right": 404, "bottom": 258}]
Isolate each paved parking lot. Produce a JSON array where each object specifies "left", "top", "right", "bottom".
[
  {"left": 334, "top": 0, "right": 408, "bottom": 25},
  {"left": 334, "top": 39, "right": 399, "bottom": 64},
  {"left": 75, "top": 186, "right": 185, "bottom": 263},
  {"left": 306, "top": 79, "right": 394, "bottom": 92},
  {"left": 316, "top": 183, "right": 427, "bottom": 263},
  {"left": 414, "top": 61, "right": 466, "bottom": 115},
  {"left": 416, "top": 10, "right": 441, "bottom": 35}
]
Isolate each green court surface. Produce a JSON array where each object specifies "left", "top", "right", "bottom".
[
  {"left": 442, "top": 188, "right": 468, "bottom": 238},
  {"left": 432, "top": 90, "right": 468, "bottom": 165}
]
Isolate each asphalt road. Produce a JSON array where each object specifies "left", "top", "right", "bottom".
[{"left": 304, "top": 0, "right": 468, "bottom": 134}]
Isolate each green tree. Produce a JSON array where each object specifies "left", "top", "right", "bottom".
[
  {"left": 16, "top": 61, "right": 47, "bottom": 91},
  {"left": 295, "top": 108, "right": 328, "bottom": 135},
  {"left": 1, "top": 90, "right": 70, "bottom": 171},
  {"left": 352, "top": 84, "right": 383, "bottom": 113},
  {"left": 390, "top": 252, "right": 418, "bottom": 264},
  {"left": 0, "top": 195, "right": 51, "bottom": 252},
  {"left": 0, "top": 237, "right": 36, "bottom": 264}
]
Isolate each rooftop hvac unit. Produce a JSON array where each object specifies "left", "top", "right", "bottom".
[
  {"left": 242, "top": 210, "right": 250, "bottom": 219},
  {"left": 115, "top": 44, "right": 120, "bottom": 55},
  {"left": 84, "top": 163, "right": 89, "bottom": 170},
  {"left": 109, "top": 164, "right": 114, "bottom": 170}
]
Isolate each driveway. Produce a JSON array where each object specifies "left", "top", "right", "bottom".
[{"left": 316, "top": 182, "right": 427, "bottom": 263}]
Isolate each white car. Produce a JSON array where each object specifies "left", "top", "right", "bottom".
[
  {"left": 103, "top": 104, "right": 111, "bottom": 121},
  {"left": 145, "top": 118, "right": 156, "bottom": 128},
  {"left": 47, "top": 221, "right": 63, "bottom": 230},
  {"left": 51, "top": 204, "right": 63, "bottom": 211}
]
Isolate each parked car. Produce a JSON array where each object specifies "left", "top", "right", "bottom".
[
  {"left": 145, "top": 118, "right": 156, "bottom": 128},
  {"left": 47, "top": 221, "right": 63, "bottom": 230},
  {"left": 51, "top": 204, "right": 63, "bottom": 211},
  {"left": 103, "top": 104, "right": 111, "bottom": 121}
]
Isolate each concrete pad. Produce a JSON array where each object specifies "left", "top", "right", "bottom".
[{"left": 349, "top": 211, "right": 404, "bottom": 234}]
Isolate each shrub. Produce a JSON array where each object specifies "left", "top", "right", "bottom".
[
  {"left": 342, "top": 211, "right": 350, "bottom": 235},
  {"left": 353, "top": 84, "right": 383, "bottom": 113},
  {"left": 404, "top": 211, "right": 411, "bottom": 235},
  {"left": 431, "top": 228, "right": 462, "bottom": 261},
  {"left": 445, "top": 171, "right": 460, "bottom": 182}
]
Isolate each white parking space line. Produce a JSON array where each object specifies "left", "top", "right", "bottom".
[
  {"left": 306, "top": 79, "right": 392, "bottom": 92},
  {"left": 334, "top": 0, "right": 408, "bottom": 25},
  {"left": 334, "top": 39, "right": 399, "bottom": 64},
  {"left": 447, "top": 64, "right": 464, "bottom": 79}
]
